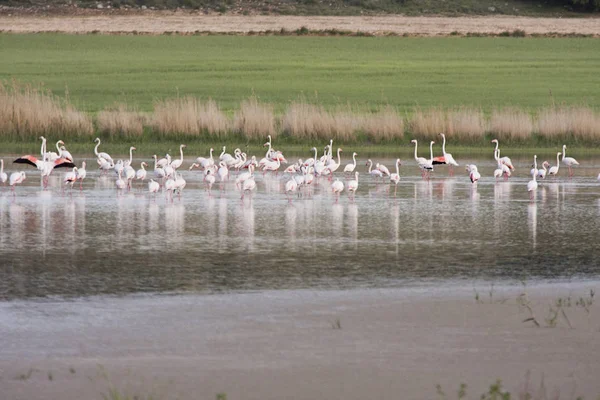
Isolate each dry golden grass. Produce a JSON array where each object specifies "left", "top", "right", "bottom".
[
  {"left": 153, "top": 96, "right": 230, "bottom": 137},
  {"left": 0, "top": 81, "right": 93, "bottom": 139},
  {"left": 408, "top": 107, "right": 446, "bottom": 140},
  {"left": 281, "top": 102, "right": 363, "bottom": 141},
  {"left": 362, "top": 106, "right": 404, "bottom": 143},
  {"left": 97, "top": 103, "right": 145, "bottom": 138},
  {"left": 536, "top": 106, "right": 600, "bottom": 140},
  {"left": 446, "top": 108, "right": 486, "bottom": 141},
  {"left": 489, "top": 107, "right": 533, "bottom": 141},
  {"left": 233, "top": 96, "right": 276, "bottom": 140}
]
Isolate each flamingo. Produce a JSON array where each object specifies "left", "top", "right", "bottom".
[
  {"left": 410, "top": 139, "right": 433, "bottom": 178},
  {"left": 494, "top": 149, "right": 511, "bottom": 180},
  {"left": 156, "top": 154, "right": 169, "bottom": 169},
  {"left": 241, "top": 175, "right": 256, "bottom": 200},
  {"left": 63, "top": 167, "right": 78, "bottom": 192},
  {"left": 204, "top": 169, "right": 216, "bottom": 196},
  {"left": 366, "top": 159, "right": 384, "bottom": 180},
  {"left": 562, "top": 145, "right": 579, "bottom": 177},
  {"left": 14, "top": 136, "right": 75, "bottom": 187},
  {"left": 235, "top": 164, "right": 254, "bottom": 189},
  {"left": 173, "top": 171, "right": 186, "bottom": 199},
  {"left": 0, "top": 160, "right": 7, "bottom": 184},
  {"left": 219, "top": 146, "right": 234, "bottom": 164},
  {"left": 491, "top": 139, "right": 514, "bottom": 170},
  {"left": 264, "top": 135, "right": 287, "bottom": 162},
  {"left": 325, "top": 148, "right": 343, "bottom": 175},
  {"left": 331, "top": 178, "right": 344, "bottom": 202},
  {"left": 433, "top": 133, "right": 459, "bottom": 175},
  {"left": 153, "top": 155, "right": 166, "bottom": 180},
  {"left": 344, "top": 152, "right": 358, "bottom": 173},
  {"left": 538, "top": 161, "right": 548, "bottom": 179},
  {"left": 527, "top": 155, "right": 538, "bottom": 201},
  {"left": 170, "top": 144, "right": 186, "bottom": 170},
  {"left": 195, "top": 148, "right": 215, "bottom": 170},
  {"left": 115, "top": 170, "right": 126, "bottom": 193},
  {"left": 94, "top": 138, "right": 114, "bottom": 164},
  {"left": 136, "top": 162, "right": 148, "bottom": 183},
  {"left": 285, "top": 177, "right": 298, "bottom": 202},
  {"left": 376, "top": 162, "right": 391, "bottom": 177},
  {"left": 98, "top": 157, "right": 114, "bottom": 174},
  {"left": 148, "top": 179, "right": 160, "bottom": 198},
  {"left": 73, "top": 161, "right": 86, "bottom": 190},
  {"left": 347, "top": 172, "right": 359, "bottom": 200},
  {"left": 389, "top": 159, "right": 401, "bottom": 196},
  {"left": 164, "top": 174, "right": 176, "bottom": 202},
  {"left": 58, "top": 144, "right": 74, "bottom": 162},
  {"left": 263, "top": 158, "right": 281, "bottom": 175},
  {"left": 548, "top": 152, "right": 561, "bottom": 177},
  {"left": 466, "top": 164, "right": 481, "bottom": 183},
  {"left": 43, "top": 139, "right": 61, "bottom": 161},
  {"left": 9, "top": 171, "right": 26, "bottom": 194}
]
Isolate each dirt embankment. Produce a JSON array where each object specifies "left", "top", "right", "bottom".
[{"left": 1, "top": 13, "right": 599, "bottom": 36}]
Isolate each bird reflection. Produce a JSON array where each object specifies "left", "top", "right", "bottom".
[
  {"left": 347, "top": 203, "right": 358, "bottom": 248},
  {"left": 331, "top": 203, "right": 344, "bottom": 235},
  {"left": 528, "top": 202, "right": 537, "bottom": 250}
]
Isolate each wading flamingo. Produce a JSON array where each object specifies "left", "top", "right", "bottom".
[
  {"left": 390, "top": 159, "right": 401, "bottom": 196},
  {"left": 527, "top": 155, "right": 538, "bottom": 201},
  {"left": 410, "top": 139, "right": 433, "bottom": 178},
  {"left": 347, "top": 172, "right": 359, "bottom": 201},
  {"left": 548, "top": 152, "right": 561, "bottom": 177},
  {"left": 331, "top": 178, "right": 344, "bottom": 203},
  {"left": 0, "top": 160, "right": 7, "bottom": 184},
  {"left": 562, "top": 145, "right": 579, "bottom": 177},
  {"left": 344, "top": 152, "right": 358, "bottom": 173},
  {"left": 491, "top": 139, "right": 514, "bottom": 170},
  {"left": 433, "top": 133, "right": 459, "bottom": 175}
]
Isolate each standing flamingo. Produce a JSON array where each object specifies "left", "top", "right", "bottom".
[
  {"left": 433, "top": 133, "right": 459, "bottom": 175},
  {"left": 94, "top": 138, "right": 114, "bottom": 164},
  {"left": 285, "top": 177, "right": 298, "bottom": 203},
  {"left": 170, "top": 144, "right": 187, "bottom": 170},
  {"left": 63, "top": 167, "right": 78, "bottom": 193},
  {"left": 14, "top": 136, "right": 75, "bottom": 188},
  {"left": 344, "top": 152, "right": 358, "bottom": 174},
  {"left": 148, "top": 179, "right": 160, "bottom": 199},
  {"left": 561, "top": 145, "right": 579, "bottom": 177},
  {"left": 537, "top": 161, "right": 548, "bottom": 179},
  {"left": 136, "top": 162, "right": 148, "bottom": 183},
  {"left": 366, "top": 159, "right": 384, "bottom": 181},
  {"left": 9, "top": 171, "right": 26, "bottom": 195},
  {"left": 195, "top": 148, "right": 215, "bottom": 170},
  {"left": 0, "top": 160, "right": 7, "bottom": 184},
  {"left": 347, "top": 172, "right": 359, "bottom": 201},
  {"left": 389, "top": 159, "right": 401, "bottom": 196},
  {"left": 204, "top": 169, "right": 216, "bottom": 196},
  {"left": 527, "top": 155, "right": 538, "bottom": 201},
  {"left": 548, "top": 152, "right": 561, "bottom": 177},
  {"left": 491, "top": 139, "right": 514, "bottom": 170},
  {"left": 331, "top": 179, "right": 344, "bottom": 203},
  {"left": 466, "top": 164, "right": 481, "bottom": 183},
  {"left": 410, "top": 139, "right": 433, "bottom": 178}
]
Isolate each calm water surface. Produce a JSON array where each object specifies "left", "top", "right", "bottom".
[{"left": 1, "top": 155, "right": 599, "bottom": 300}]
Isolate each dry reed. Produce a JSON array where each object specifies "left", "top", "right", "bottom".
[
  {"left": 536, "top": 106, "right": 600, "bottom": 140},
  {"left": 153, "top": 96, "right": 230, "bottom": 137},
  {"left": 408, "top": 107, "right": 446, "bottom": 140},
  {"left": 97, "top": 103, "right": 145, "bottom": 138},
  {"left": 233, "top": 96, "right": 276, "bottom": 140},
  {"left": 0, "top": 81, "right": 93, "bottom": 139},
  {"left": 489, "top": 107, "right": 533, "bottom": 141},
  {"left": 362, "top": 106, "right": 404, "bottom": 142},
  {"left": 446, "top": 108, "right": 486, "bottom": 141}
]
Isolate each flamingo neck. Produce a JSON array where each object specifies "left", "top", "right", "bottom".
[
  {"left": 336, "top": 149, "right": 341, "bottom": 165},
  {"left": 179, "top": 146, "right": 184, "bottom": 161},
  {"left": 129, "top": 148, "right": 134, "bottom": 163},
  {"left": 556, "top": 153, "right": 560, "bottom": 166},
  {"left": 368, "top": 160, "right": 372, "bottom": 173},
  {"left": 413, "top": 143, "right": 418, "bottom": 160},
  {"left": 441, "top": 135, "right": 447, "bottom": 155},
  {"left": 209, "top": 148, "right": 214, "bottom": 160},
  {"left": 429, "top": 142, "right": 434, "bottom": 161},
  {"left": 493, "top": 141, "right": 499, "bottom": 154},
  {"left": 94, "top": 142, "right": 100, "bottom": 156},
  {"left": 352, "top": 153, "right": 356, "bottom": 165},
  {"left": 562, "top": 146, "right": 566, "bottom": 159},
  {"left": 56, "top": 141, "right": 61, "bottom": 152},
  {"left": 395, "top": 160, "right": 400, "bottom": 175}
]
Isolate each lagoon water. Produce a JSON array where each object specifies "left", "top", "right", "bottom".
[{"left": 1, "top": 155, "right": 599, "bottom": 300}]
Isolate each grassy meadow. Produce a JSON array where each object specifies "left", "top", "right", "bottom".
[{"left": 1, "top": 33, "right": 600, "bottom": 152}]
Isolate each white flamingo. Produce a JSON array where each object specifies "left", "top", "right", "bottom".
[
  {"left": 466, "top": 164, "right": 481, "bottom": 184},
  {"left": 344, "top": 152, "right": 358, "bottom": 173},
  {"left": 491, "top": 139, "right": 514, "bottom": 170},
  {"left": 115, "top": 170, "right": 126, "bottom": 193},
  {"left": 410, "top": 139, "right": 433, "bottom": 178},
  {"left": 0, "top": 160, "right": 7, "bottom": 184},
  {"left": 527, "top": 155, "right": 538, "bottom": 201},
  {"left": 148, "top": 179, "right": 160, "bottom": 197},
  {"left": 433, "top": 133, "right": 459, "bottom": 175},
  {"left": 170, "top": 144, "right": 186, "bottom": 170},
  {"left": 366, "top": 159, "right": 384, "bottom": 180},
  {"left": 390, "top": 159, "right": 401, "bottom": 196},
  {"left": 285, "top": 177, "right": 298, "bottom": 202},
  {"left": 548, "top": 152, "right": 561, "bottom": 177},
  {"left": 561, "top": 144, "right": 579, "bottom": 177},
  {"left": 538, "top": 161, "right": 548, "bottom": 179},
  {"left": 94, "top": 138, "right": 114, "bottom": 164},
  {"left": 63, "top": 167, "right": 78, "bottom": 192},
  {"left": 347, "top": 172, "right": 359, "bottom": 200},
  {"left": 241, "top": 175, "right": 256, "bottom": 200},
  {"left": 136, "top": 162, "right": 148, "bottom": 182},
  {"left": 195, "top": 148, "right": 215, "bottom": 170},
  {"left": 331, "top": 178, "right": 344, "bottom": 202},
  {"left": 9, "top": 171, "right": 26, "bottom": 194},
  {"left": 204, "top": 169, "right": 216, "bottom": 196}
]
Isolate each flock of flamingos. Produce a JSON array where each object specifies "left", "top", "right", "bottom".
[{"left": 0, "top": 133, "right": 590, "bottom": 202}]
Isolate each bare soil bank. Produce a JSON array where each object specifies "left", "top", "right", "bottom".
[
  {"left": 0, "top": 284, "right": 599, "bottom": 399},
  {"left": 1, "top": 14, "right": 599, "bottom": 35}
]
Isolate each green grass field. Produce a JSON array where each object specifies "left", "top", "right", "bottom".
[{"left": 1, "top": 34, "right": 599, "bottom": 114}]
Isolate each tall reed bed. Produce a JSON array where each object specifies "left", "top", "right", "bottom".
[
  {"left": 1, "top": 81, "right": 599, "bottom": 143},
  {"left": 153, "top": 96, "right": 229, "bottom": 137},
  {"left": 97, "top": 103, "right": 146, "bottom": 138},
  {"left": 0, "top": 81, "right": 93, "bottom": 139}
]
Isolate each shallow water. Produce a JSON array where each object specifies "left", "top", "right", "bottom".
[{"left": 1, "top": 155, "right": 599, "bottom": 300}]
